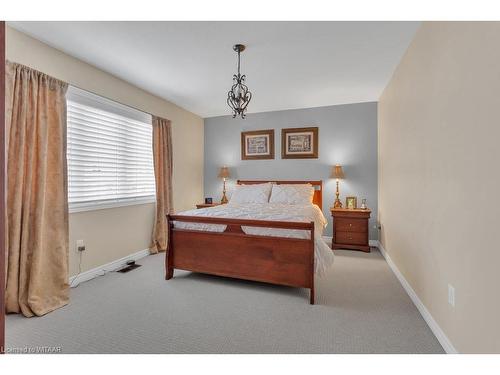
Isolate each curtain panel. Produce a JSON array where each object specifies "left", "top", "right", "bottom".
[
  {"left": 5, "top": 61, "right": 69, "bottom": 317},
  {"left": 150, "top": 116, "right": 173, "bottom": 254}
]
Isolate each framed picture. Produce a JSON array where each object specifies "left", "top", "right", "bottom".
[
  {"left": 281, "top": 127, "right": 319, "bottom": 159},
  {"left": 241, "top": 129, "right": 275, "bottom": 160},
  {"left": 346, "top": 196, "right": 357, "bottom": 209},
  {"left": 204, "top": 197, "right": 213, "bottom": 204}
]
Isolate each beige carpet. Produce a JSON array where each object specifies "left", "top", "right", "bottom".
[{"left": 6, "top": 248, "right": 444, "bottom": 353}]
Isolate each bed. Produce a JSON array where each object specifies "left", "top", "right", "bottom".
[{"left": 166, "top": 180, "right": 334, "bottom": 304}]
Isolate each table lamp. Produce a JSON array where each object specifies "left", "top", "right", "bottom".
[
  {"left": 218, "top": 166, "right": 230, "bottom": 204},
  {"left": 331, "top": 165, "right": 344, "bottom": 208}
]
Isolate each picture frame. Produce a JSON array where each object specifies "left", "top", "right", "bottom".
[
  {"left": 241, "top": 129, "right": 275, "bottom": 160},
  {"left": 281, "top": 127, "right": 319, "bottom": 159},
  {"left": 205, "top": 197, "right": 213, "bottom": 204},
  {"left": 346, "top": 196, "right": 357, "bottom": 209}
]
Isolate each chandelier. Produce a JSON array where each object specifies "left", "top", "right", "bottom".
[{"left": 227, "top": 44, "right": 252, "bottom": 119}]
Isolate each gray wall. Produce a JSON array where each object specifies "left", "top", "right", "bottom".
[{"left": 204, "top": 102, "right": 378, "bottom": 239}]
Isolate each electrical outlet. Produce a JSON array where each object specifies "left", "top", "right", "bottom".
[
  {"left": 448, "top": 284, "right": 455, "bottom": 307},
  {"left": 76, "top": 239, "right": 86, "bottom": 252}
]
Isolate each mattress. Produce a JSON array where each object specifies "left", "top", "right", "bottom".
[{"left": 173, "top": 203, "right": 334, "bottom": 276}]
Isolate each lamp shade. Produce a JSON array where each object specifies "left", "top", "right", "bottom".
[
  {"left": 217, "top": 166, "right": 230, "bottom": 179},
  {"left": 331, "top": 165, "right": 345, "bottom": 179}
]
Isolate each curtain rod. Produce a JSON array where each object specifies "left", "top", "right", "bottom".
[{"left": 8, "top": 60, "right": 164, "bottom": 120}]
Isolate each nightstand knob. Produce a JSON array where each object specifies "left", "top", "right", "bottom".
[{"left": 349, "top": 223, "right": 352, "bottom": 227}]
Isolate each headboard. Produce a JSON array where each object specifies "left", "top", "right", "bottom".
[{"left": 236, "top": 180, "right": 323, "bottom": 210}]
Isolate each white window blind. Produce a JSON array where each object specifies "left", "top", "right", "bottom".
[{"left": 66, "top": 86, "right": 156, "bottom": 212}]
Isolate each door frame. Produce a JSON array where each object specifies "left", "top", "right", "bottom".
[{"left": 1, "top": 20, "right": 6, "bottom": 354}]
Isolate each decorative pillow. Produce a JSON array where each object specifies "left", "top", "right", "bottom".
[
  {"left": 229, "top": 183, "right": 272, "bottom": 204},
  {"left": 269, "top": 184, "right": 314, "bottom": 205}
]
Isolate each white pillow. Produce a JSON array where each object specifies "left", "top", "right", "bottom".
[
  {"left": 229, "top": 183, "right": 272, "bottom": 204},
  {"left": 269, "top": 184, "right": 314, "bottom": 205}
]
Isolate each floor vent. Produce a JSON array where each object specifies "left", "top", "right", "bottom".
[{"left": 117, "top": 260, "right": 142, "bottom": 273}]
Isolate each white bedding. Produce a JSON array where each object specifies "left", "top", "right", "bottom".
[{"left": 173, "top": 203, "right": 334, "bottom": 276}]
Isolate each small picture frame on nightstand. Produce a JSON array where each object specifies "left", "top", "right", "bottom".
[
  {"left": 205, "top": 197, "right": 213, "bottom": 204},
  {"left": 346, "top": 196, "right": 357, "bottom": 209}
]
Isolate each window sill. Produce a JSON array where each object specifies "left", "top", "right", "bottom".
[{"left": 69, "top": 197, "right": 156, "bottom": 214}]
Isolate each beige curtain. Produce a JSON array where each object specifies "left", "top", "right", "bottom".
[
  {"left": 150, "top": 116, "right": 174, "bottom": 254},
  {"left": 5, "top": 61, "right": 69, "bottom": 317}
]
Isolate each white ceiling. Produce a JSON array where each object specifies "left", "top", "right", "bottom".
[{"left": 10, "top": 21, "right": 420, "bottom": 118}]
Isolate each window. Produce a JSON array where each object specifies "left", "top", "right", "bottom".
[{"left": 67, "top": 86, "right": 155, "bottom": 212}]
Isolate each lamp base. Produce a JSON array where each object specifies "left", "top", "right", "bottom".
[
  {"left": 221, "top": 193, "right": 228, "bottom": 204},
  {"left": 221, "top": 178, "right": 229, "bottom": 204},
  {"left": 334, "top": 179, "right": 342, "bottom": 208}
]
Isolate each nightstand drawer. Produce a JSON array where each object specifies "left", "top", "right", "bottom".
[
  {"left": 335, "top": 218, "right": 367, "bottom": 233},
  {"left": 335, "top": 231, "right": 367, "bottom": 245}
]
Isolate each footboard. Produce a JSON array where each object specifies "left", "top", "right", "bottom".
[{"left": 166, "top": 215, "right": 316, "bottom": 304}]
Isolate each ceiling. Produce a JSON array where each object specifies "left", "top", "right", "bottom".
[{"left": 10, "top": 21, "right": 420, "bottom": 118}]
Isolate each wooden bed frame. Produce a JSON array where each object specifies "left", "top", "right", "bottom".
[{"left": 166, "top": 180, "right": 323, "bottom": 304}]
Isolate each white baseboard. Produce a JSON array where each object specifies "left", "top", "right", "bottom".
[
  {"left": 375, "top": 240, "right": 458, "bottom": 354},
  {"left": 69, "top": 248, "right": 150, "bottom": 287}
]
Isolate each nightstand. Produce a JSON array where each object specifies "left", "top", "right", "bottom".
[
  {"left": 196, "top": 203, "right": 221, "bottom": 209},
  {"left": 331, "top": 208, "right": 371, "bottom": 252}
]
